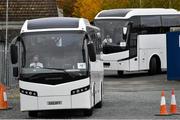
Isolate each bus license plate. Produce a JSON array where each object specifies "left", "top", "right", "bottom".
[{"left": 47, "top": 101, "right": 62, "bottom": 105}]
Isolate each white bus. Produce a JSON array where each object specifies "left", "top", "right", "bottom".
[
  {"left": 94, "top": 8, "right": 180, "bottom": 76},
  {"left": 10, "top": 17, "right": 104, "bottom": 117}
]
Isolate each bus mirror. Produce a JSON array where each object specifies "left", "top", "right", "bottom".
[
  {"left": 122, "top": 27, "right": 128, "bottom": 40},
  {"left": 123, "top": 27, "right": 128, "bottom": 35},
  {"left": 87, "top": 43, "right": 96, "bottom": 62},
  {"left": 10, "top": 44, "right": 18, "bottom": 64},
  {"left": 13, "top": 67, "right": 19, "bottom": 77},
  {"left": 97, "top": 32, "right": 101, "bottom": 38},
  {"left": 90, "top": 21, "right": 95, "bottom": 25}
]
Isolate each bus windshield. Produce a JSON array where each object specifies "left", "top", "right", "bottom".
[
  {"left": 94, "top": 19, "right": 128, "bottom": 45},
  {"left": 21, "top": 31, "right": 87, "bottom": 74}
]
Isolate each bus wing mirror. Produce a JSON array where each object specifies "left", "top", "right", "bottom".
[
  {"left": 10, "top": 44, "right": 18, "bottom": 64},
  {"left": 97, "top": 32, "right": 101, "bottom": 38},
  {"left": 13, "top": 67, "right": 19, "bottom": 77},
  {"left": 122, "top": 27, "right": 128, "bottom": 40},
  {"left": 87, "top": 43, "right": 96, "bottom": 62},
  {"left": 90, "top": 21, "right": 95, "bottom": 25},
  {"left": 123, "top": 27, "right": 128, "bottom": 35}
]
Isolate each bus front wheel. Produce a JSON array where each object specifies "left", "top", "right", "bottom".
[
  {"left": 117, "top": 71, "right": 124, "bottom": 77},
  {"left": 149, "top": 57, "right": 159, "bottom": 75},
  {"left": 84, "top": 109, "right": 93, "bottom": 116},
  {"left": 28, "top": 111, "right": 38, "bottom": 118}
]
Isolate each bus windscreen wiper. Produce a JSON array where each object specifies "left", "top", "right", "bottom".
[
  {"left": 27, "top": 68, "right": 74, "bottom": 80},
  {"left": 43, "top": 67, "right": 75, "bottom": 78}
]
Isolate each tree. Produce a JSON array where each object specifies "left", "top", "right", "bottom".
[
  {"left": 103, "top": 0, "right": 129, "bottom": 9},
  {"left": 56, "top": 0, "right": 76, "bottom": 17},
  {"left": 73, "top": 0, "right": 103, "bottom": 21},
  {"left": 127, "top": 0, "right": 140, "bottom": 8},
  {"left": 58, "top": 0, "right": 180, "bottom": 21}
]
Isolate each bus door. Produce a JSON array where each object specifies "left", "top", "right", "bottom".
[{"left": 129, "top": 32, "right": 138, "bottom": 71}]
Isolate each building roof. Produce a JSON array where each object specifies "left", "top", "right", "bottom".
[{"left": 0, "top": 0, "right": 58, "bottom": 21}]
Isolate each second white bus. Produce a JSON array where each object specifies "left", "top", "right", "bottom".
[{"left": 94, "top": 8, "right": 180, "bottom": 76}]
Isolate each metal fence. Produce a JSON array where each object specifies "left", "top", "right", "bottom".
[{"left": 0, "top": 43, "right": 17, "bottom": 87}]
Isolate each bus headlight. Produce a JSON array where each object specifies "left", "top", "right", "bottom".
[
  {"left": 71, "top": 85, "right": 90, "bottom": 95},
  {"left": 20, "top": 88, "right": 38, "bottom": 97}
]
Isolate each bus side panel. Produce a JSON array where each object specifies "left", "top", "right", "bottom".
[
  {"left": 129, "top": 58, "right": 139, "bottom": 71},
  {"left": 102, "top": 51, "right": 130, "bottom": 71},
  {"left": 138, "top": 34, "right": 167, "bottom": 70},
  {"left": 102, "top": 50, "right": 129, "bottom": 61},
  {"left": 90, "top": 58, "right": 104, "bottom": 106}
]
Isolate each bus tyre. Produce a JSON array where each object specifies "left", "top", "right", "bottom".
[
  {"left": 149, "top": 57, "right": 157, "bottom": 75},
  {"left": 28, "top": 111, "right": 38, "bottom": 118},
  {"left": 117, "top": 71, "right": 124, "bottom": 77},
  {"left": 95, "top": 101, "right": 102, "bottom": 108},
  {"left": 84, "top": 109, "right": 93, "bottom": 116}
]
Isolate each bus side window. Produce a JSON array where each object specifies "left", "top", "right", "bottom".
[
  {"left": 140, "top": 16, "right": 162, "bottom": 34},
  {"left": 161, "top": 15, "right": 180, "bottom": 33}
]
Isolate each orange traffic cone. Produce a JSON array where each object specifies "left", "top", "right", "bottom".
[
  {"left": 170, "top": 88, "right": 177, "bottom": 114},
  {"left": 0, "top": 84, "right": 9, "bottom": 110},
  {"left": 156, "top": 89, "right": 171, "bottom": 116},
  {"left": 170, "top": 88, "right": 180, "bottom": 115}
]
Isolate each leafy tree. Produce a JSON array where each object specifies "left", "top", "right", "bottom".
[
  {"left": 127, "top": 0, "right": 140, "bottom": 8},
  {"left": 57, "top": 0, "right": 76, "bottom": 17},
  {"left": 102, "top": 0, "right": 129, "bottom": 9},
  {"left": 57, "top": 0, "right": 180, "bottom": 21},
  {"left": 170, "top": 0, "right": 180, "bottom": 10},
  {"left": 73, "top": 0, "right": 103, "bottom": 21}
]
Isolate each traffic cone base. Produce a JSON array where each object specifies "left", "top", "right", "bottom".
[
  {"left": 0, "top": 84, "right": 9, "bottom": 110},
  {"left": 155, "top": 89, "right": 171, "bottom": 116},
  {"left": 155, "top": 105, "right": 171, "bottom": 116},
  {"left": 169, "top": 88, "right": 180, "bottom": 115},
  {"left": 155, "top": 113, "right": 172, "bottom": 116},
  {"left": 170, "top": 105, "right": 177, "bottom": 114}
]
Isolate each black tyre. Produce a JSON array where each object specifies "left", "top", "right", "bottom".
[
  {"left": 28, "top": 111, "right": 38, "bottom": 118},
  {"left": 117, "top": 71, "right": 124, "bottom": 77},
  {"left": 95, "top": 100, "right": 102, "bottom": 108},
  {"left": 84, "top": 109, "right": 93, "bottom": 116},
  {"left": 149, "top": 57, "right": 158, "bottom": 75}
]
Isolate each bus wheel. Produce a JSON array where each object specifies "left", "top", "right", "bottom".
[
  {"left": 149, "top": 57, "right": 158, "bottom": 75},
  {"left": 83, "top": 109, "right": 93, "bottom": 116},
  {"left": 28, "top": 111, "right": 38, "bottom": 118},
  {"left": 117, "top": 71, "right": 124, "bottom": 77}
]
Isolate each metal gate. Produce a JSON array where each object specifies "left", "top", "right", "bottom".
[{"left": 0, "top": 43, "right": 17, "bottom": 87}]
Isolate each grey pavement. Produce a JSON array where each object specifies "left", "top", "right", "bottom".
[{"left": 1, "top": 71, "right": 180, "bottom": 119}]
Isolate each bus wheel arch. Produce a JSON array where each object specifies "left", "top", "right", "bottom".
[{"left": 149, "top": 55, "right": 161, "bottom": 75}]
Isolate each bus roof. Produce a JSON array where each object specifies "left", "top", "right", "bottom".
[
  {"left": 21, "top": 17, "right": 98, "bottom": 33},
  {"left": 95, "top": 8, "right": 179, "bottom": 19}
]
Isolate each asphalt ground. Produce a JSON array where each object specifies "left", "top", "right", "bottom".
[{"left": 1, "top": 71, "right": 180, "bottom": 119}]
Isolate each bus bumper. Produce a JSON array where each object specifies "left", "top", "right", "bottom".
[{"left": 19, "top": 79, "right": 91, "bottom": 111}]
